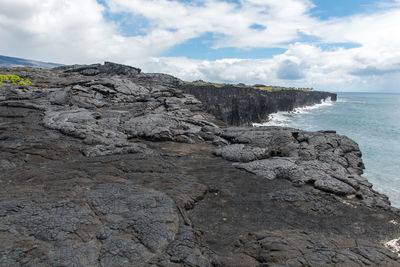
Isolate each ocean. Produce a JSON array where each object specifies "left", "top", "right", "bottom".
[{"left": 255, "top": 92, "right": 400, "bottom": 208}]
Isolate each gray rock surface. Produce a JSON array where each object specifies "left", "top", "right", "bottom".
[
  {"left": 232, "top": 229, "right": 400, "bottom": 266},
  {"left": 216, "top": 127, "right": 387, "bottom": 207},
  {"left": 0, "top": 63, "right": 399, "bottom": 266}
]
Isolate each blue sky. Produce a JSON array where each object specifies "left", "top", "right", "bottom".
[
  {"left": 1, "top": 0, "right": 400, "bottom": 92},
  {"left": 311, "top": 0, "right": 379, "bottom": 18}
]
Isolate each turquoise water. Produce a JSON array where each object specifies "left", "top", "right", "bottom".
[{"left": 259, "top": 92, "right": 400, "bottom": 207}]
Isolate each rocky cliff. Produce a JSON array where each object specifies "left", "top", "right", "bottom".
[
  {"left": 180, "top": 84, "right": 337, "bottom": 126},
  {"left": 0, "top": 63, "right": 399, "bottom": 266}
]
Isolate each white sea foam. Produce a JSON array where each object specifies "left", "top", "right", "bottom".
[
  {"left": 294, "top": 97, "right": 333, "bottom": 114},
  {"left": 253, "top": 111, "right": 292, "bottom": 127},
  {"left": 253, "top": 97, "right": 333, "bottom": 127},
  {"left": 336, "top": 99, "right": 364, "bottom": 103}
]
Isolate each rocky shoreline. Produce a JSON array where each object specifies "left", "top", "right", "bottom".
[
  {"left": 180, "top": 83, "right": 336, "bottom": 126},
  {"left": 0, "top": 62, "right": 399, "bottom": 266}
]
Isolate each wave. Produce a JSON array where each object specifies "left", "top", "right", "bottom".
[
  {"left": 336, "top": 99, "right": 364, "bottom": 103},
  {"left": 253, "top": 111, "right": 292, "bottom": 127},
  {"left": 253, "top": 97, "right": 334, "bottom": 127},
  {"left": 292, "top": 98, "right": 333, "bottom": 115}
]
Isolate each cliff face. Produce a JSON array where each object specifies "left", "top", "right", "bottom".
[
  {"left": 180, "top": 84, "right": 337, "bottom": 125},
  {"left": 0, "top": 63, "right": 399, "bottom": 266}
]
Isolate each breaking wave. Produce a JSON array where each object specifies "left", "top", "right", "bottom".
[{"left": 253, "top": 97, "right": 333, "bottom": 127}]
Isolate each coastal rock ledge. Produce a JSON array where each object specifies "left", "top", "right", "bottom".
[
  {"left": 0, "top": 62, "right": 399, "bottom": 266},
  {"left": 180, "top": 83, "right": 337, "bottom": 126}
]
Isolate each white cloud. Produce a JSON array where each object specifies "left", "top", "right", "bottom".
[
  {"left": 107, "top": 0, "right": 317, "bottom": 48},
  {"left": 0, "top": 0, "right": 188, "bottom": 64},
  {"left": 0, "top": 0, "right": 400, "bottom": 91},
  {"left": 142, "top": 39, "right": 400, "bottom": 92}
]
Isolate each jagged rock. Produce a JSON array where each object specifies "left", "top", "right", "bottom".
[
  {"left": 0, "top": 62, "right": 399, "bottom": 266},
  {"left": 62, "top": 62, "right": 141, "bottom": 77},
  {"left": 216, "top": 127, "right": 387, "bottom": 206},
  {"left": 214, "top": 144, "right": 269, "bottom": 163}
]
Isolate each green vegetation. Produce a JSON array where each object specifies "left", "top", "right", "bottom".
[
  {"left": 255, "top": 85, "right": 313, "bottom": 92},
  {"left": 184, "top": 80, "right": 313, "bottom": 92},
  {"left": 183, "top": 80, "right": 230, "bottom": 88},
  {"left": 0, "top": 74, "right": 33, "bottom": 87}
]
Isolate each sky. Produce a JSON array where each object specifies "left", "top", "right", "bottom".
[{"left": 1, "top": 0, "right": 400, "bottom": 92}]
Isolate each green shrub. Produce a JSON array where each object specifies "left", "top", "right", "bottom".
[
  {"left": 0, "top": 74, "right": 33, "bottom": 87},
  {"left": 184, "top": 79, "right": 314, "bottom": 92}
]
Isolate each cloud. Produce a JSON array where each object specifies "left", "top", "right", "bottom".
[
  {"left": 0, "top": 0, "right": 400, "bottom": 92},
  {"left": 0, "top": 0, "right": 189, "bottom": 64},
  {"left": 106, "top": 0, "right": 317, "bottom": 49},
  {"left": 350, "top": 66, "right": 400, "bottom": 77},
  {"left": 0, "top": 0, "right": 111, "bottom": 63},
  {"left": 276, "top": 60, "right": 304, "bottom": 80},
  {"left": 141, "top": 40, "right": 399, "bottom": 92}
]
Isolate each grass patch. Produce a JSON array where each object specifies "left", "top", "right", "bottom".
[
  {"left": 183, "top": 80, "right": 230, "bottom": 87},
  {"left": 0, "top": 74, "right": 34, "bottom": 87}
]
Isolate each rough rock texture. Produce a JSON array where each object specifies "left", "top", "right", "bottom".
[
  {"left": 0, "top": 63, "right": 399, "bottom": 266},
  {"left": 215, "top": 127, "right": 389, "bottom": 207},
  {"left": 180, "top": 84, "right": 337, "bottom": 126}
]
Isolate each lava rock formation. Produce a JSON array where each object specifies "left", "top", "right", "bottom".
[{"left": 0, "top": 62, "right": 399, "bottom": 266}]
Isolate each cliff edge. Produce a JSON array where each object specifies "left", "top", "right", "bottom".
[
  {"left": 180, "top": 83, "right": 336, "bottom": 126},
  {"left": 0, "top": 63, "right": 399, "bottom": 266}
]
